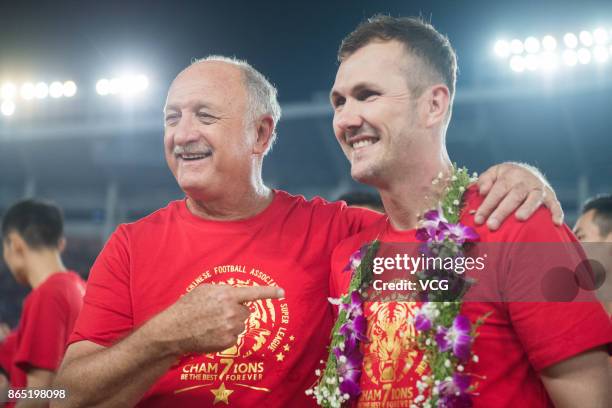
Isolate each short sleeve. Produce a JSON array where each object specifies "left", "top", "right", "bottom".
[
  {"left": 69, "top": 225, "right": 133, "bottom": 347},
  {"left": 13, "top": 288, "right": 70, "bottom": 372},
  {"left": 339, "top": 205, "right": 382, "bottom": 237},
  {"left": 504, "top": 209, "right": 612, "bottom": 371}
]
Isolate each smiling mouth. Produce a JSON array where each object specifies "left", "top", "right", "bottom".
[
  {"left": 348, "top": 136, "right": 380, "bottom": 150},
  {"left": 177, "top": 151, "right": 212, "bottom": 161}
]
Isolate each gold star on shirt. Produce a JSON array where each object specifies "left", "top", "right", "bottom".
[
  {"left": 211, "top": 382, "right": 233, "bottom": 405},
  {"left": 276, "top": 352, "right": 285, "bottom": 361},
  {"left": 289, "top": 335, "right": 295, "bottom": 341},
  {"left": 283, "top": 344, "right": 291, "bottom": 352}
]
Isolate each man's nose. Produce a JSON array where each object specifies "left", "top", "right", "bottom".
[
  {"left": 334, "top": 101, "right": 364, "bottom": 135},
  {"left": 173, "top": 114, "right": 201, "bottom": 145}
]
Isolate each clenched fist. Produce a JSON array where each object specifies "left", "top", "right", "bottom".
[{"left": 149, "top": 284, "right": 285, "bottom": 356}]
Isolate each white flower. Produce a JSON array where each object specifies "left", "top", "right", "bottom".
[
  {"left": 444, "top": 359, "right": 451, "bottom": 368},
  {"left": 453, "top": 199, "right": 460, "bottom": 205},
  {"left": 315, "top": 369, "right": 321, "bottom": 376},
  {"left": 451, "top": 175, "right": 457, "bottom": 181},
  {"left": 473, "top": 354, "right": 479, "bottom": 363},
  {"left": 339, "top": 355, "right": 347, "bottom": 364},
  {"left": 426, "top": 338, "right": 431, "bottom": 346},
  {"left": 447, "top": 207, "right": 454, "bottom": 214},
  {"left": 327, "top": 297, "right": 342, "bottom": 306},
  {"left": 457, "top": 365, "right": 464, "bottom": 372},
  {"left": 459, "top": 186, "right": 465, "bottom": 192},
  {"left": 305, "top": 389, "right": 313, "bottom": 395}
]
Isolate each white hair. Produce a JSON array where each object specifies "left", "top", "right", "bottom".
[{"left": 192, "top": 55, "right": 282, "bottom": 155}]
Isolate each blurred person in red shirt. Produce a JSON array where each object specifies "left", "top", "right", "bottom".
[{"left": 2, "top": 200, "right": 86, "bottom": 407}]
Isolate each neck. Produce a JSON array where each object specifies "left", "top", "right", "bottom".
[
  {"left": 26, "top": 250, "right": 67, "bottom": 289},
  {"left": 379, "top": 151, "right": 452, "bottom": 231},
  {"left": 186, "top": 175, "right": 273, "bottom": 221}
]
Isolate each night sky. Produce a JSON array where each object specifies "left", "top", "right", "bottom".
[{"left": 2, "top": 0, "right": 611, "bottom": 102}]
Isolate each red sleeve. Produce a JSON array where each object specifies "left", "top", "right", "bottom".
[
  {"left": 339, "top": 205, "right": 382, "bottom": 237},
  {"left": 69, "top": 225, "right": 133, "bottom": 347},
  {"left": 504, "top": 209, "right": 612, "bottom": 371},
  {"left": 13, "top": 285, "right": 72, "bottom": 372}
]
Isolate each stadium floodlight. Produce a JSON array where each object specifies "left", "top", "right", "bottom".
[
  {"left": 540, "top": 52, "right": 559, "bottom": 71},
  {"left": 510, "top": 39, "right": 524, "bottom": 54},
  {"left": 562, "top": 49, "right": 578, "bottom": 66},
  {"left": 49, "top": 81, "right": 64, "bottom": 98},
  {"left": 579, "top": 30, "right": 594, "bottom": 47},
  {"left": 542, "top": 35, "right": 557, "bottom": 51},
  {"left": 108, "top": 78, "right": 122, "bottom": 95},
  {"left": 97, "top": 74, "right": 149, "bottom": 96},
  {"left": 63, "top": 81, "right": 77, "bottom": 97},
  {"left": 1, "top": 100, "right": 15, "bottom": 116},
  {"left": 593, "top": 45, "right": 609, "bottom": 63},
  {"left": 20, "top": 83, "right": 36, "bottom": 100},
  {"left": 1, "top": 82, "right": 17, "bottom": 100},
  {"left": 525, "top": 54, "right": 539, "bottom": 70},
  {"left": 35, "top": 82, "right": 49, "bottom": 99},
  {"left": 509, "top": 55, "right": 526, "bottom": 72},
  {"left": 123, "top": 74, "right": 149, "bottom": 95},
  {"left": 96, "top": 79, "right": 110, "bottom": 95},
  {"left": 577, "top": 48, "right": 592, "bottom": 64},
  {"left": 135, "top": 74, "right": 149, "bottom": 91},
  {"left": 494, "top": 40, "right": 511, "bottom": 58},
  {"left": 524, "top": 36, "right": 540, "bottom": 54},
  {"left": 593, "top": 27, "right": 609, "bottom": 45},
  {"left": 564, "top": 33, "right": 578, "bottom": 49}
]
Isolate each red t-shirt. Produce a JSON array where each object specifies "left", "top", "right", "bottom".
[
  {"left": 330, "top": 186, "right": 612, "bottom": 408},
  {"left": 4, "top": 271, "right": 85, "bottom": 407},
  {"left": 69, "top": 191, "right": 381, "bottom": 407}
]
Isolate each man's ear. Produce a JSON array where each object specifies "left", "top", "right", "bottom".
[
  {"left": 7, "top": 232, "right": 27, "bottom": 256},
  {"left": 58, "top": 237, "right": 67, "bottom": 253},
  {"left": 253, "top": 115, "right": 275, "bottom": 155},
  {"left": 421, "top": 84, "right": 450, "bottom": 128}
]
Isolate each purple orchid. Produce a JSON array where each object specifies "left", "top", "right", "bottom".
[
  {"left": 340, "top": 314, "right": 368, "bottom": 353},
  {"left": 438, "top": 373, "right": 472, "bottom": 408},
  {"left": 416, "top": 208, "right": 449, "bottom": 242},
  {"left": 435, "top": 315, "right": 472, "bottom": 360},
  {"left": 333, "top": 347, "right": 363, "bottom": 398},
  {"left": 343, "top": 246, "right": 366, "bottom": 273},
  {"left": 440, "top": 222, "right": 479, "bottom": 244},
  {"left": 340, "top": 290, "right": 364, "bottom": 318},
  {"left": 414, "top": 303, "right": 437, "bottom": 332}
]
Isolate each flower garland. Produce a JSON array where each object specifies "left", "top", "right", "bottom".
[{"left": 308, "top": 166, "right": 487, "bottom": 408}]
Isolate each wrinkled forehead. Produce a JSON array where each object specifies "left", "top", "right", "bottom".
[{"left": 165, "top": 62, "right": 247, "bottom": 111}]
